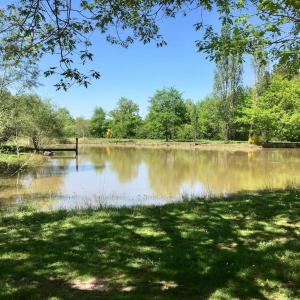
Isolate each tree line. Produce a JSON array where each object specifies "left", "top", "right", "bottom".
[
  {"left": 87, "top": 72, "right": 300, "bottom": 143},
  {"left": 0, "top": 64, "right": 299, "bottom": 147},
  {"left": 1, "top": 15, "right": 299, "bottom": 147}
]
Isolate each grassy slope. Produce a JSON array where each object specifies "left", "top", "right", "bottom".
[
  {"left": 0, "top": 154, "right": 45, "bottom": 175},
  {"left": 0, "top": 154, "right": 30, "bottom": 174},
  {"left": 1, "top": 190, "right": 300, "bottom": 299}
]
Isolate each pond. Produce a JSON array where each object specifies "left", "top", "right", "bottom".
[{"left": 0, "top": 146, "right": 300, "bottom": 210}]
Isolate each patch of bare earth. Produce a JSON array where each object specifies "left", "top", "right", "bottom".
[
  {"left": 69, "top": 277, "right": 136, "bottom": 293},
  {"left": 70, "top": 277, "right": 110, "bottom": 292}
]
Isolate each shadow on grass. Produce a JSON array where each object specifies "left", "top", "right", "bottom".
[{"left": 0, "top": 189, "right": 300, "bottom": 299}]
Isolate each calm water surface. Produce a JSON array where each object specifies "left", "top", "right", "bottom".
[{"left": 1, "top": 146, "right": 300, "bottom": 210}]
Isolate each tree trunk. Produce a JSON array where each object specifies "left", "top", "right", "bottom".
[
  {"left": 165, "top": 126, "right": 169, "bottom": 142},
  {"left": 32, "top": 136, "right": 39, "bottom": 151},
  {"left": 224, "top": 124, "right": 229, "bottom": 142}
]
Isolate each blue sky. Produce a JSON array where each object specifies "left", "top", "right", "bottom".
[{"left": 34, "top": 9, "right": 254, "bottom": 118}]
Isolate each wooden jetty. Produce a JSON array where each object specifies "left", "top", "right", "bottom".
[{"left": 39, "top": 138, "right": 78, "bottom": 156}]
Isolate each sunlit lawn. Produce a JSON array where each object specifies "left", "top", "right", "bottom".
[{"left": 1, "top": 189, "right": 300, "bottom": 299}]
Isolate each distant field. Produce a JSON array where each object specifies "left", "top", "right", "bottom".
[
  {"left": 77, "top": 138, "right": 249, "bottom": 145},
  {"left": 74, "top": 138, "right": 260, "bottom": 151}
]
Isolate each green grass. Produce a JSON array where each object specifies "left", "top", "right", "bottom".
[
  {"left": 1, "top": 189, "right": 300, "bottom": 299},
  {"left": 0, "top": 154, "right": 45, "bottom": 174}
]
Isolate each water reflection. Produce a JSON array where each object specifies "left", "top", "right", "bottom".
[{"left": 0, "top": 147, "right": 299, "bottom": 210}]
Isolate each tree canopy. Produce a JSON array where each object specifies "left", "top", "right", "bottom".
[
  {"left": 109, "top": 98, "right": 141, "bottom": 138},
  {"left": 0, "top": 0, "right": 298, "bottom": 89},
  {"left": 0, "top": 93, "right": 74, "bottom": 149},
  {"left": 0, "top": 71, "right": 299, "bottom": 145},
  {"left": 146, "top": 88, "right": 187, "bottom": 141},
  {"left": 89, "top": 107, "right": 106, "bottom": 137},
  {"left": 245, "top": 74, "right": 300, "bottom": 142}
]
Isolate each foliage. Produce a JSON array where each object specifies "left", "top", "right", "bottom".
[
  {"left": 1, "top": 0, "right": 298, "bottom": 88},
  {"left": 245, "top": 74, "right": 300, "bottom": 142},
  {"left": 82, "top": 75, "right": 299, "bottom": 142},
  {"left": 197, "top": 96, "right": 222, "bottom": 140},
  {"left": 232, "top": 87, "right": 252, "bottom": 141},
  {"left": 184, "top": 99, "right": 199, "bottom": 141},
  {"left": 109, "top": 98, "right": 141, "bottom": 138},
  {"left": 0, "top": 54, "right": 39, "bottom": 95},
  {"left": 21, "top": 95, "right": 65, "bottom": 149},
  {"left": 146, "top": 88, "right": 187, "bottom": 141},
  {"left": 1, "top": 73, "right": 299, "bottom": 144},
  {"left": 0, "top": 153, "right": 45, "bottom": 174},
  {"left": 213, "top": 25, "right": 244, "bottom": 141},
  {"left": 196, "top": 0, "right": 300, "bottom": 77},
  {"left": 56, "top": 108, "right": 76, "bottom": 139},
  {"left": 0, "top": 91, "right": 20, "bottom": 143},
  {"left": 74, "top": 117, "right": 90, "bottom": 138},
  {"left": 89, "top": 107, "right": 106, "bottom": 137},
  {"left": 0, "top": 93, "right": 76, "bottom": 149}
]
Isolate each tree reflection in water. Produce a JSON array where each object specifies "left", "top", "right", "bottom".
[{"left": 0, "top": 147, "right": 299, "bottom": 209}]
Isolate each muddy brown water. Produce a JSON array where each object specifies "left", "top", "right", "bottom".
[{"left": 0, "top": 146, "right": 299, "bottom": 210}]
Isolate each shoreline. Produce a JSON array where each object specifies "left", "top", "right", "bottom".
[
  {"left": 77, "top": 139, "right": 262, "bottom": 152},
  {"left": 2, "top": 138, "right": 300, "bottom": 154},
  {"left": 0, "top": 153, "right": 46, "bottom": 174}
]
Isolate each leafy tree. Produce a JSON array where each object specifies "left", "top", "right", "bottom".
[
  {"left": 22, "top": 95, "right": 64, "bottom": 150},
  {"left": 0, "top": 92, "right": 76, "bottom": 149},
  {"left": 0, "top": 51, "right": 39, "bottom": 147},
  {"left": 185, "top": 100, "right": 199, "bottom": 141},
  {"left": 109, "top": 98, "right": 141, "bottom": 138},
  {"left": 56, "top": 108, "right": 75, "bottom": 139},
  {"left": 147, "top": 88, "right": 187, "bottom": 141},
  {"left": 232, "top": 87, "right": 252, "bottom": 141},
  {"left": 176, "top": 100, "right": 199, "bottom": 141},
  {"left": 89, "top": 107, "right": 106, "bottom": 137},
  {"left": 75, "top": 117, "right": 90, "bottom": 139},
  {"left": 0, "top": 91, "right": 13, "bottom": 142},
  {"left": 1, "top": 0, "right": 298, "bottom": 89},
  {"left": 198, "top": 96, "right": 222, "bottom": 140},
  {"left": 246, "top": 74, "right": 300, "bottom": 142},
  {"left": 213, "top": 25, "right": 243, "bottom": 141},
  {"left": 196, "top": 1, "right": 300, "bottom": 77},
  {"left": 0, "top": 56, "right": 39, "bottom": 96},
  {"left": 0, "top": 93, "right": 28, "bottom": 152}
]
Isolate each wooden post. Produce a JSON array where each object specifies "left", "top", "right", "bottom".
[
  {"left": 75, "top": 137, "right": 78, "bottom": 156},
  {"left": 76, "top": 154, "right": 79, "bottom": 171}
]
